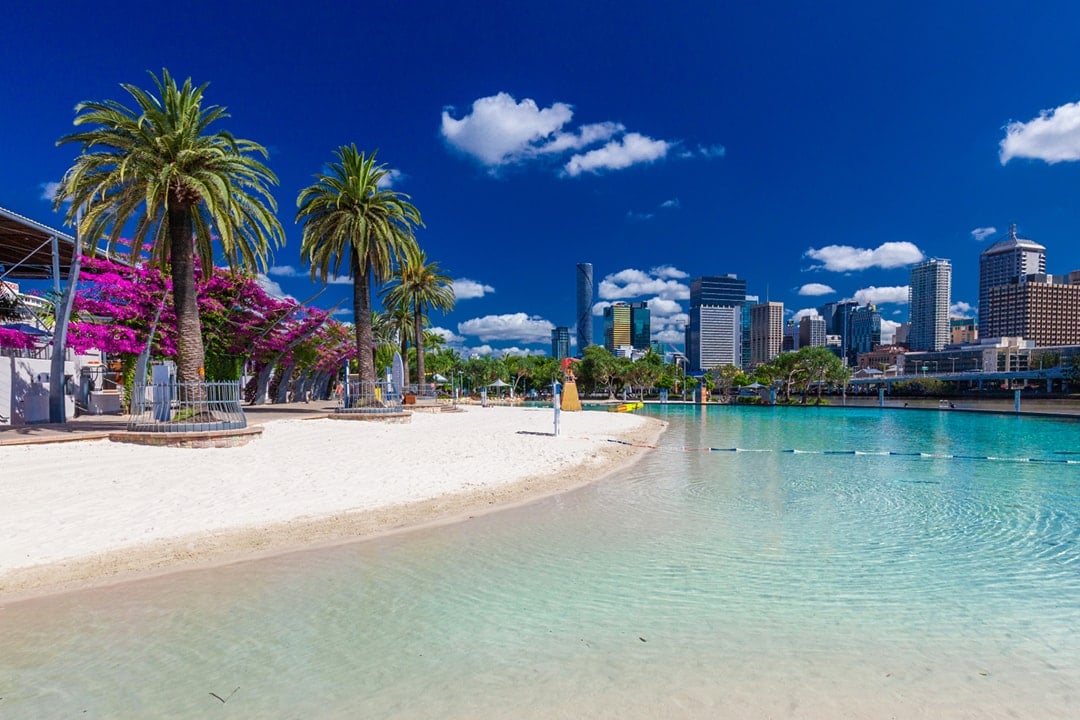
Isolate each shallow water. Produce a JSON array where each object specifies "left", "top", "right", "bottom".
[{"left": 2, "top": 406, "right": 1078, "bottom": 718}]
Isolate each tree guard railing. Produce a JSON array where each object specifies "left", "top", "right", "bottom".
[{"left": 127, "top": 380, "right": 247, "bottom": 432}]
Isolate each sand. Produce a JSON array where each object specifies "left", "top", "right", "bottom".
[{"left": 0, "top": 406, "right": 665, "bottom": 600}]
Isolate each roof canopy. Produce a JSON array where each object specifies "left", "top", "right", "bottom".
[{"left": 0, "top": 206, "right": 76, "bottom": 280}]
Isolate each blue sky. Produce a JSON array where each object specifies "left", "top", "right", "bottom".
[{"left": 5, "top": 2, "right": 1080, "bottom": 356}]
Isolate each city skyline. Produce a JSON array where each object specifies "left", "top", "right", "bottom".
[{"left": 5, "top": 3, "right": 1080, "bottom": 357}]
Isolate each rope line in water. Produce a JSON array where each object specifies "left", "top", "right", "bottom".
[{"left": 602, "top": 438, "right": 1080, "bottom": 464}]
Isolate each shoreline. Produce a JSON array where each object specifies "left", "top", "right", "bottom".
[{"left": 0, "top": 407, "right": 666, "bottom": 604}]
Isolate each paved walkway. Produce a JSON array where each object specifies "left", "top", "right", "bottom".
[{"left": 0, "top": 401, "right": 335, "bottom": 446}]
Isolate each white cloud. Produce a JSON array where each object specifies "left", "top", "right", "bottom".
[
  {"left": 463, "top": 345, "right": 547, "bottom": 358},
  {"left": 564, "top": 132, "right": 670, "bottom": 176},
  {"left": 429, "top": 326, "right": 465, "bottom": 343},
  {"left": 652, "top": 328, "right": 685, "bottom": 345},
  {"left": 804, "top": 241, "right": 924, "bottom": 271},
  {"left": 331, "top": 307, "right": 352, "bottom": 317},
  {"left": 499, "top": 346, "right": 546, "bottom": 358},
  {"left": 646, "top": 297, "right": 684, "bottom": 316},
  {"left": 651, "top": 264, "right": 688, "bottom": 279},
  {"left": 535, "top": 121, "right": 625, "bottom": 155},
  {"left": 798, "top": 283, "right": 835, "bottom": 296},
  {"left": 40, "top": 181, "right": 62, "bottom": 201},
  {"left": 376, "top": 168, "right": 404, "bottom": 188},
  {"left": 851, "top": 285, "right": 909, "bottom": 305},
  {"left": 451, "top": 278, "right": 494, "bottom": 300},
  {"left": 881, "top": 319, "right": 900, "bottom": 344},
  {"left": 999, "top": 101, "right": 1080, "bottom": 164},
  {"left": 626, "top": 210, "right": 655, "bottom": 222},
  {"left": 698, "top": 144, "right": 726, "bottom": 158},
  {"left": 791, "top": 308, "right": 822, "bottom": 322},
  {"left": 592, "top": 301, "right": 611, "bottom": 316},
  {"left": 441, "top": 93, "right": 573, "bottom": 166},
  {"left": 598, "top": 267, "right": 690, "bottom": 301},
  {"left": 457, "top": 313, "right": 554, "bottom": 343},
  {"left": 268, "top": 264, "right": 351, "bottom": 284},
  {"left": 950, "top": 301, "right": 974, "bottom": 317},
  {"left": 971, "top": 226, "right": 997, "bottom": 242},
  {"left": 255, "top": 274, "right": 292, "bottom": 300},
  {"left": 660, "top": 198, "right": 680, "bottom": 209}
]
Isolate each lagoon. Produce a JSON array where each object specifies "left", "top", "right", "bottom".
[{"left": 2, "top": 406, "right": 1078, "bottom": 718}]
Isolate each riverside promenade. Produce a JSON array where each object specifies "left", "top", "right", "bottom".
[{"left": 0, "top": 401, "right": 334, "bottom": 446}]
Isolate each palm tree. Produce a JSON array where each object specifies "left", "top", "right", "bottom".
[
  {"left": 297, "top": 145, "right": 422, "bottom": 387},
  {"left": 380, "top": 304, "right": 414, "bottom": 386},
  {"left": 381, "top": 245, "right": 454, "bottom": 392},
  {"left": 55, "top": 69, "right": 284, "bottom": 386}
]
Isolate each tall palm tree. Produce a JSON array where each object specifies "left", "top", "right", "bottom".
[
  {"left": 382, "top": 245, "right": 455, "bottom": 391},
  {"left": 297, "top": 146, "right": 422, "bottom": 387},
  {"left": 55, "top": 69, "right": 284, "bottom": 386},
  {"left": 380, "top": 304, "right": 414, "bottom": 387}
]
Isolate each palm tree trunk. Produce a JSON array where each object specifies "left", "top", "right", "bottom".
[
  {"left": 169, "top": 204, "right": 206, "bottom": 389},
  {"left": 353, "top": 252, "right": 376, "bottom": 385},
  {"left": 399, "top": 334, "right": 410, "bottom": 388},
  {"left": 413, "top": 308, "right": 426, "bottom": 393}
]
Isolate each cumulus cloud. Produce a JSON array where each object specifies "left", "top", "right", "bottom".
[
  {"left": 441, "top": 93, "right": 574, "bottom": 166},
  {"left": 564, "top": 132, "right": 670, "bottom": 176},
  {"left": 950, "top": 301, "right": 975, "bottom": 317},
  {"left": 268, "top": 264, "right": 351, "bottom": 284},
  {"left": 457, "top": 313, "right": 554, "bottom": 343},
  {"left": 451, "top": 278, "right": 494, "bottom": 300},
  {"left": 1000, "top": 101, "right": 1080, "bottom": 164},
  {"left": 881, "top": 319, "right": 900, "bottom": 344},
  {"left": 331, "top": 307, "right": 352, "bottom": 318},
  {"left": 851, "top": 285, "right": 910, "bottom": 305},
  {"left": 376, "top": 168, "right": 404, "bottom": 188},
  {"left": 971, "top": 226, "right": 997, "bottom": 242},
  {"left": 660, "top": 198, "right": 681, "bottom": 209},
  {"left": 255, "top": 274, "right": 291, "bottom": 300},
  {"left": 791, "top": 308, "right": 822, "bottom": 322},
  {"left": 40, "top": 181, "right": 62, "bottom": 201},
  {"left": 598, "top": 267, "right": 690, "bottom": 301},
  {"left": 804, "top": 241, "right": 924, "bottom": 272},
  {"left": 591, "top": 301, "right": 611, "bottom": 316},
  {"left": 429, "top": 326, "right": 465, "bottom": 343},
  {"left": 652, "top": 328, "right": 686, "bottom": 345},
  {"left": 798, "top": 283, "right": 835, "bottom": 296}
]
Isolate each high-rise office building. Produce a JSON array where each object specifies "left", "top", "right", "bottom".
[
  {"left": 550, "top": 326, "right": 571, "bottom": 360},
  {"left": 630, "top": 301, "right": 650, "bottom": 350},
  {"left": 978, "top": 225, "right": 1045, "bottom": 337},
  {"left": 604, "top": 301, "right": 650, "bottom": 353},
  {"left": 603, "top": 302, "right": 631, "bottom": 352},
  {"left": 982, "top": 274, "right": 1080, "bottom": 346},
  {"left": 908, "top": 258, "right": 952, "bottom": 351},
  {"left": 818, "top": 300, "right": 858, "bottom": 361},
  {"left": 750, "top": 301, "right": 784, "bottom": 365},
  {"left": 849, "top": 304, "right": 882, "bottom": 361},
  {"left": 576, "top": 263, "right": 593, "bottom": 352},
  {"left": 685, "top": 275, "right": 747, "bottom": 371},
  {"left": 798, "top": 314, "right": 826, "bottom": 348}
]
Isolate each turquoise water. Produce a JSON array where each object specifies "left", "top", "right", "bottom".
[{"left": 2, "top": 407, "right": 1079, "bottom": 718}]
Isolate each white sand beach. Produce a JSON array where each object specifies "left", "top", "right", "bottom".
[{"left": 0, "top": 406, "right": 664, "bottom": 600}]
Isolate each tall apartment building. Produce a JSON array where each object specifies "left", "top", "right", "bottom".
[
  {"left": 750, "top": 301, "right": 784, "bottom": 365},
  {"left": 550, "top": 326, "right": 570, "bottom": 360},
  {"left": 798, "top": 314, "right": 826, "bottom": 348},
  {"left": 982, "top": 274, "right": 1080, "bottom": 346},
  {"left": 978, "top": 225, "right": 1045, "bottom": 338},
  {"left": 908, "top": 258, "right": 951, "bottom": 351},
  {"left": 818, "top": 300, "right": 858, "bottom": 360},
  {"left": 849, "top": 304, "right": 882, "bottom": 361},
  {"left": 576, "top": 263, "right": 593, "bottom": 352},
  {"left": 685, "top": 275, "right": 747, "bottom": 371},
  {"left": 603, "top": 301, "right": 650, "bottom": 354}
]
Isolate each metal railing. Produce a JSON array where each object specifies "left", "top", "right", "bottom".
[
  {"left": 127, "top": 380, "right": 247, "bottom": 432},
  {"left": 336, "top": 380, "right": 405, "bottom": 414}
]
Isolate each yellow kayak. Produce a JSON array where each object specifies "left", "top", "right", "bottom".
[{"left": 609, "top": 401, "right": 644, "bottom": 412}]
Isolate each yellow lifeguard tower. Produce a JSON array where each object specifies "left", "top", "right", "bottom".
[{"left": 560, "top": 357, "right": 582, "bottom": 411}]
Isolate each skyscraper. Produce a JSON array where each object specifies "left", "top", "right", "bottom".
[
  {"left": 550, "top": 326, "right": 571, "bottom": 360},
  {"left": 685, "top": 274, "right": 747, "bottom": 371},
  {"left": 908, "top": 258, "right": 952, "bottom": 351},
  {"left": 603, "top": 302, "right": 631, "bottom": 352},
  {"left": 849, "top": 304, "right": 882, "bottom": 360},
  {"left": 750, "top": 301, "right": 784, "bottom": 365},
  {"left": 604, "top": 301, "right": 650, "bottom": 353},
  {"left": 798, "top": 314, "right": 826, "bottom": 348},
  {"left": 576, "top": 263, "right": 593, "bottom": 353},
  {"left": 983, "top": 274, "right": 1080, "bottom": 346},
  {"left": 978, "top": 225, "right": 1045, "bottom": 338}
]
